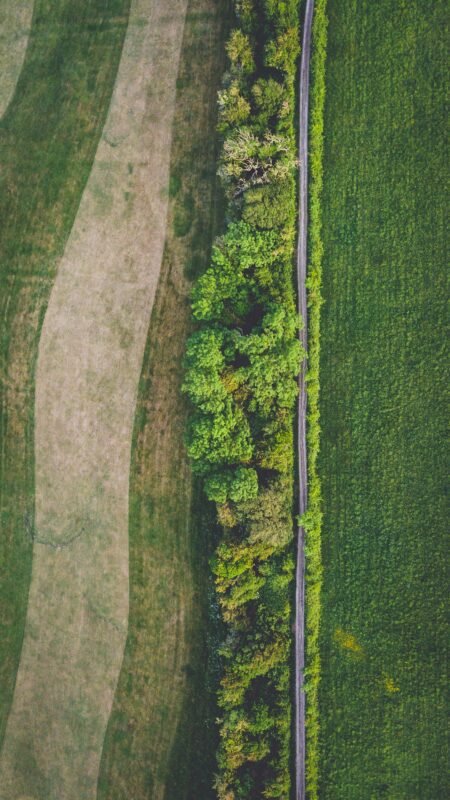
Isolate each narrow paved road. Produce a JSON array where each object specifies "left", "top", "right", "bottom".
[{"left": 295, "top": 1, "right": 315, "bottom": 798}]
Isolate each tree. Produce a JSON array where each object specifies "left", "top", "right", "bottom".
[
  {"left": 218, "top": 82, "right": 251, "bottom": 132},
  {"left": 219, "top": 128, "right": 296, "bottom": 198},
  {"left": 226, "top": 29, "right": 255, "bottom": 75},
  {"left": 182, "top": 327, "right": 228, "bottom": 413},
  {"left": 242, "top": 178, "right": 295, "bottom": 230},
  {"left": 265, "top": 28, "right": 300, "bottom": 73},
  {"left": 186, "top": 400, "right": 254, "bottom": 473},
  {"left": 191, "top": 222, "right": 279, "bottom": 322},
  {"left": 204, "top": 466, "right": 258, "bottom": 504},
  {"left": 252, "top": 78, "right": 286, "bottom": 129},
  {"left": 233, "top": 304, "right": 302, "bottom": 416}
]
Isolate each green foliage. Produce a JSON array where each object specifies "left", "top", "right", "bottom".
[
  {"left": 242, "top": 176, "right": 295, "bottom": 230},
  {"left": 228, "top": 467, "right": 259, "bottom": 502},
  {"left": 262, "top": 0, "right": 299, "bottom": 31},
  {"left": 183, "top": 0, "right": 302, "bottom": 795},
  {"left": 187, "top": 401, "right": 254, "bottom": 472},
  {"left": 265, "top": 27, "right": 300, "bottom": 74},
  {"left": 234, "top": 0, "right": 256, "bottom": 33},
  {"left": 191, "top": 221, "right": 280, "bottom": 321},
  {"left": 219, "top": 127, "right": 296, "bottom": 198},
  {"left": 218, "top": 81, "right": 251, "bottom": 131},
  {"left": 234, "top": 305, "right": 303, "bottom": 416},
  {"left": 183, "top": 328, "right": 228, "bottom": 413},
  {"left": 205, "top": 467, "right": 259, "bottom": 504},
  {"left": 252, "top": 78, "right": 286, "bottom": 129},
  {"left": 226, "top": 28, "right": 255, "bottom": 75}
]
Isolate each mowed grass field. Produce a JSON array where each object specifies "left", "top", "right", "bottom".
[
  {"left": 97, "top": 3, "right": 229, "bottom": 798},
  {"left": 0, "top": 0, "right": 130, "bottom": 744},
  {"left": 317, "top": 1, "right": 448, "bottom": 797}
]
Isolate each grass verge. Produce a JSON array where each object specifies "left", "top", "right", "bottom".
[
  {"left": 318, "top": 1, "right": 448, "bottom": 796},
  {"left": 302, "top": 1, "right": 327, "bottom": 797}
]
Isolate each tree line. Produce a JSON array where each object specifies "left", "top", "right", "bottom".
[{"left": 183, "top": 1, "right": 304, "bottom": 797}]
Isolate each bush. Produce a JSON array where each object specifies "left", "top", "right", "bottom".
[
  {"left": 242, "top": 177, "right": 295, "bottom": 229},
  {"left": 205, "top": 467, "right": 258, "bottom": 504}
]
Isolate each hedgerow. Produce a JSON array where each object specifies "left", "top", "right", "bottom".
[{"left": 182, "top": 1, "right": 301, "bottom": 796}]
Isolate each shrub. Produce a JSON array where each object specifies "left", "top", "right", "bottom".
[{"left": 242, "top": 177, "right": 295, "bottom": 229}]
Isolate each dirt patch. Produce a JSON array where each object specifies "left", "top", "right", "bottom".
[
  {"left": 0, "top": 0, "right": 34, "bottom": 119},
  {"left": 0, "top": 1, "right": 188, "bottom": 798}
]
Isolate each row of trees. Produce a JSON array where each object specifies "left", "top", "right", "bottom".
[{"left": 183, "top": 2, "right": 302, "bottom": 797}]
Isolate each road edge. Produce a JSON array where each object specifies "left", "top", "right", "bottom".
[{"left": 295, "top": 1, "right": 315, "bottom": 798}]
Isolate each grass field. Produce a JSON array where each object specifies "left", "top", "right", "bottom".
[
  {"left": 0, "top": 0, "right": 193, "bottom": 795},
  {"left": 97, "top": 3, "right": 229, "bottom": 798},
  {"left": 0, "top": 0, "right": 130, "bottom": 746},
  {"left": 317, "top": 1, "right": 448, "bottom": 797}
]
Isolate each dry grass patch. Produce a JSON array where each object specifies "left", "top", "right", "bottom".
[{"left": 97, "top": 3, "right": 229, "bottom": 798}]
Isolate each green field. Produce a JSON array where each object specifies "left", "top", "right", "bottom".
[
  {"left": 0, "top": 0, "right": 130, "bottom": 744},
  {"left": 317, "top": 1, "right": 448, "bottom": 797}
]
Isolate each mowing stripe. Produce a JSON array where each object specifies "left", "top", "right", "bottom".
[
  {"left": 0, "top": 0, "right": 131, "bottom": 754},
  {"left": 0, "top": 0, "right": 34, "bottom": 119},
  {"left": 97, "top": 5, "right": 228, "bottom": 796},
  {"left": 0, "top": 1, "right": 188, "bottom": 798}
]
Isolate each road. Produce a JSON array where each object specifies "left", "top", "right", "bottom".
[{"left": 295, "top": 0, "right": 315, "bottom": 798}]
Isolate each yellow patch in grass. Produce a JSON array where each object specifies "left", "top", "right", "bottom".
[
  {"left": 334, "top": 627, "right": 365, "bottom": 656},
  {"left": 383, "top": 674, "right": 400, "bottom": 694}
]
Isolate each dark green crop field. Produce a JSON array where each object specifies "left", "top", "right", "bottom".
[{"left": 317, "top": 1, "right": 448, "bottom": 797}]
